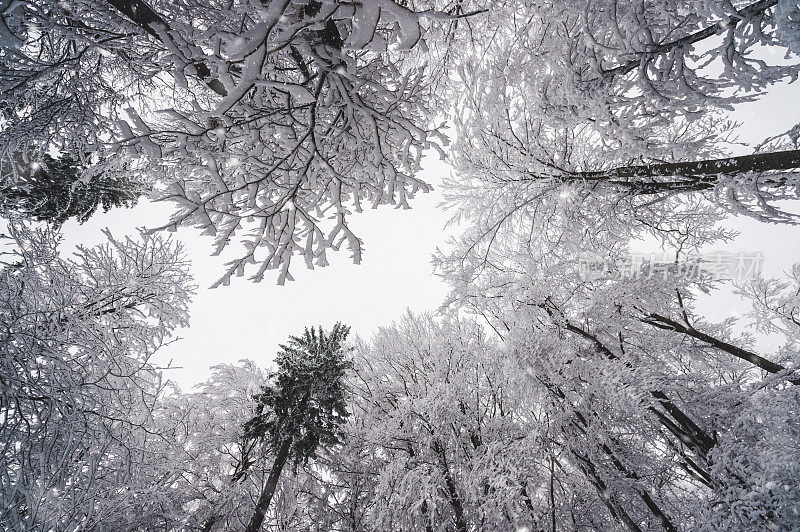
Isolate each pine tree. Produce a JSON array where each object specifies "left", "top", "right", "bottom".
[
  {"left": 0, "top": 152, "right": 144, "bottom": 225},
  {"left": 242, "top": 323, "right": 351, "bottom": 532}
]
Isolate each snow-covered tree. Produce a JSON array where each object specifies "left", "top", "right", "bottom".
[
  {"left": 330, "top": 313, "right": 551, "bottom": 531},
  {"left": 240, "top": 323, "right": 351, "bottom": 532},
  {"left": 0, "top": 223, "right": 194, "bottom": 530},
  {"left": 151, "top": 361, "right": 271, "bottom": 531},
  {"left": 1, "top": 0, "right": 482, "bottom": 283},
  {"left": 449, "top": 0, "right": 800, "bottom": 250},
  {"left": 92, "top": 325, "right": 350, "bottom": 532},
  {"left": 432, "top": 8, "right": 800, "bottom": 525},
  {"left": 438, "top": 201, "right": 800, "bottom": 530}
]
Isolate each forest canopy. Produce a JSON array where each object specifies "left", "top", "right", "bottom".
[{"left": 2, "top": 0, "right": 800, "bottom": 531}]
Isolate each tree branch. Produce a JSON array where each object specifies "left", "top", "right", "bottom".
[
  {"left": 642, "top": 312, "right": 800, "bottom": 383},
  {"left": 598, "top": 0, "right": 779, "bottom": 80},
  {"left": 539, "top": 300, "right": 717, "bottom": 455},
  {"left": 103, "top": 0, "right": 228, "bottom": 96}
]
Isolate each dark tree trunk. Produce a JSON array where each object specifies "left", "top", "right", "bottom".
[
  {"left": 245, "top": 440, "right": 292, "bottom": 532},
  {"left": 599, "top": 0, "right": 779, "bottom": 80},
  {"left": 568, "top": 149, "right": 800, "bottom": 195},
  {"left": 643, "top": 313, "right": 800, "bottom": 384},
  {"left": 569, "top": 452, "right": 644, "bottom": 532},
  {"left": 549, "top": 455, "right": 557, "bottom": 532},
  {"left": 562, "top": 392, "right": 678, "bottom": 532},
  {"left": 421, "top": 500, "right": 435, "bottom": 532},
  {"left": 431, "top": 440, "right": 468, "bottom": 532},
  {"left": 540, "top": 301, "right": 718, "bottom": 458}
]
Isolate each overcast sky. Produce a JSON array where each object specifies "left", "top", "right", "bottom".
[
  {"left": 61, "top": 155, "right": 455, "bottom": 389},
  {"left": 60, "top": 78, "right": 800, "bottom": 391}
]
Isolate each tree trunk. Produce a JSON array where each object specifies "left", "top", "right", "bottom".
[
  {"left": 568, "top": 149, "right": 800, "bottom": 195},
  {"left": 566, "top": 401, "right": 678, "bottom": 532},
  {"left": 421, "top": 500, "right": 435, "bottom": 532},
  {"left": 549, "top": 455, "right": 557, "bottom": 532},
  {"left": 245, "top": 440, "right": 292, "bottom": 532},
  {"left": 431, "top": 440, "right": 468, "bottom": 532},
  {"left": 599, "top": 0, "right": 779, "bottom": 80},
  {"left": 569, "top": 452, "right": 644, "bottom": 532},
  {"left": 643, "top": 313, "right": 800, "bottom": 384},
  {"left": 540, "top": 301, "right": 717, "bottom": 457}
]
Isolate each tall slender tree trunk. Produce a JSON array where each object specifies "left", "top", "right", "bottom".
[
  {"left": 421, "top": 500, "right": 435, "bottom": 532},
  {"left": 549, "top": 455, "right": 557, "bottom": 532},
  {"left": 245, "top": 440, "right": 292, "bottom": 532},
  {"left": 405, "top": 441, "right": 438, "bottom": 532},
  {"left": 431, "top": 440, "right": 468, "bottom": 532},
  {"left": 599, "top": 0, "right": 779, "bottom": 80},
  {"left": 643, "top": 313, "right": 800, "bottom": 384},
  {"left": 567, "top": 149, "right": 800, "bottom": 195},
  {"left": 569, "top": 452, "right": 644, "bottom": 532}
]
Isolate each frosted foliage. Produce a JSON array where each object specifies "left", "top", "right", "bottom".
[
  {"left": 777, "top": 0, "right": 800, "bottom": 54},
  {"left": 349, "top": 315, "right": 521, "bottom": 530},
  {"left": 449, "top": 0, "right": 800, "bottom": 238},
  {"left": 153, "top": 361, "right": 271, "bottom": 530},
  {"left": 740, "top": 263, "right": 800, "bottom": 342},
  {"left": 342, "top": 314, "right": 547, "bottom": 532},
  {"left": 0, "top": 224, "right": 194, "bottom": 530},
  {"left": 702, "top": 387, "right": 800, "bottom": 531},
  {"left": 132, "top": 359, "right": 347, "bottom": 531},
  {"left": 330, "top": 308, "right": 799, "bottom": 531},
  {"left": 156, "top": 47, "right": 439, "bottom": 286},
  {"left": 86, "top": 359, "right": 335, "bottom": 531},
  {"left": 0, "top": 0, "right": 479, "bottom": 284},
  {"left": 465, "top": 0, "right": 799, "bottom": 124},
  {"left": 327, "top": 308, "right": 800, "bottom": 531},
  {"left": 438, "top": 188, "right": 800, "bottom": 530}
]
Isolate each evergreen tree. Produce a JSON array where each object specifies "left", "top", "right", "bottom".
[
  {"left": 0, "top": 152, "right": 143, "bottom": 225},
  {"left": 242, "top": 323, "right": 351, "bottom": 532}
]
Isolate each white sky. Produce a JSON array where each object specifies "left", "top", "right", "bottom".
[
  {"left": 61, "top": 156, "right": 455, "bottom": 390},
  {"left": 59, "top": 78, "right": 800, "bottom": 391},
  {"left": 637, "top": 78, "right": 800, "bottom": 352}
]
